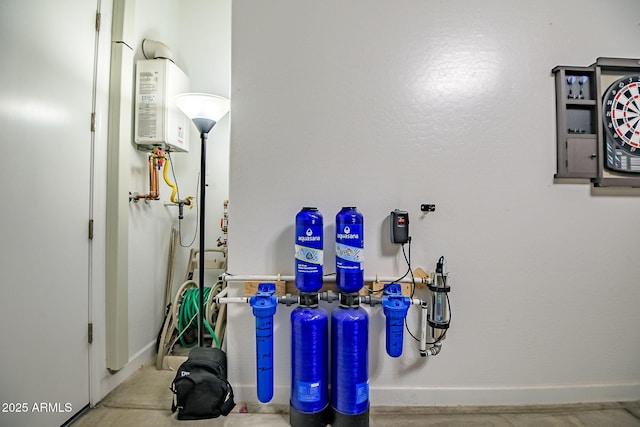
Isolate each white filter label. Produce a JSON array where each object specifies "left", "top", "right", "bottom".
[
  {"left": 297, "top": 381, "right": 321, "bottom": 402},
  {"left": 335, "top": 243, "right": 364, "bottom": 263},
  {"left": 295, "top": 245, "right": 323, "bottom": 265}
]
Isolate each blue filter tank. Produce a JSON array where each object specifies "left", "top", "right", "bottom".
[
  {"left": 295, "top": 207, "right": 324, "bottom": 293},
  {"left": 331, "top": 305, "right": 369, "bottom": 425},
  {"left": 249, "top": 283, "right": 278, "bottom": 403},
  {"left": 335, "top": 207, "right": 364, "bottom": 293},
  {"left": 290, "top": 305, "right": 329, "bottom": 425},
  {"left": 382, "top": 284, "right": 411, "bottom": 358}
]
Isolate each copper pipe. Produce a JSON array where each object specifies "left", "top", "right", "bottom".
[
  {"left": 150, "top": 155, "right": 159, "bottom": 197},
  {"left": 132, "top": 148, "right": 164, "bottom": 200}
]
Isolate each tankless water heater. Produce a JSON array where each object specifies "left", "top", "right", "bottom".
[{"left": 134, "top": 58, "right": 190, "bottom": 152}]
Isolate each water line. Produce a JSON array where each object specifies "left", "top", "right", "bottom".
[{"left": 221, "top": 273, "right": 431, "bottom": 286}]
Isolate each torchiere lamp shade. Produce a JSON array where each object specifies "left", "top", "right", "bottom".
[{"left": 174, "top": 92, "right": 230, "bottom": 134}]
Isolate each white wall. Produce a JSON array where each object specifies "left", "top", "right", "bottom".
[
  {"left": 227, "top": 0, "right": 640, "bottom": 406},
  {"left": 95, "top": 0, "right": 230, "bottom": 400},
  {"left": 175, "top": 0, "right": 231, "bottom": 282},
  {"left": 125, "top": 0, "right": 230, "bottom": 358}
]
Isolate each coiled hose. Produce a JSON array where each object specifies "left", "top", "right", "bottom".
[{"left": 176, "top": 284, "right": 221, "bottom": 348}]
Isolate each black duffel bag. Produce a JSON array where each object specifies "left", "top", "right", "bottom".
[{"left": 170, "top": 347, "right": 235, "bottom": 420}]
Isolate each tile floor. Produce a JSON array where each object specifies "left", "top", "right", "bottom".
[{"left": 71, "top": 364, "right": 640, "bottom": 427}]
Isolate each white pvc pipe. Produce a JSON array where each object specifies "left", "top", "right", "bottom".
[
  {"left": 215, "top": 296, "right": 249, "bottom": 304},
  {"left": 215, "top": 295, "right": 423, "bottom": 306},
  {"left": 420, "top": 302, "right": 428, "bottom": 355},
  {"left": 215, "top": 280, "right": 440, "bottom": 357},
  {"left": 221, "top": 273, "right": 431, "bottom": 285}
]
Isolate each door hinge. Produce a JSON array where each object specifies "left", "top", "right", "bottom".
[
  {"left": 88, "top": 219, "right": 94, "bottom": 240},
  {"left": 88, "top": 323, "right": 94, "bottom": 344},
  {"left": 95, "top": 12, "right": 101, "bottom": 32},
  {"left": 91, "top": 112, "right": 96, "bottom": 132}
]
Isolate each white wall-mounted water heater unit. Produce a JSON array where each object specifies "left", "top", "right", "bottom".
[{"left": 134, "top": 58, "right": 190, "bottom": 152}]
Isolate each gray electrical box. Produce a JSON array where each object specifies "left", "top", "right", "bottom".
[{"left": 552, "top": 57, "right": 640, "bottom": 187}]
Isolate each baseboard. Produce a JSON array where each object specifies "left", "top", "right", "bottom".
[
  {"left": 231, "top": 382, "right": 640, "bottom": 407},
  {"left": 369, "top": 382, "right": 640, "bottom": 406},
  {"left": 97, "top": 340, "right": 156, "bottom": 403}
]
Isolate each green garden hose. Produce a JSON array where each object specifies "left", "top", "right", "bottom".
[{"left": 177, "top": 287, "right": 220, "bottom": 348}]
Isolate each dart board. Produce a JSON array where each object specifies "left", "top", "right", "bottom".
[{"left": 602, "top": 74, "right": 640, "bottom": 173}]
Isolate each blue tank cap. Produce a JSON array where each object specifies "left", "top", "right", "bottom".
[
  {"left": 382, "top": 284, "right": 410, "bottom": 318},
  {"left": 250, "top": 282, "right": 278, "bottom": 317},
  {"left": 382, "top": 283, "right": 410, "bottom": 358},
  {"left": 383, "top": 283, "right": 402, "bottom": 295}
]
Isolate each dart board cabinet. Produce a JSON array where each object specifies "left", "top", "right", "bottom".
[{"left": 553, "top": 57, "right": 640, "bottom": 187}]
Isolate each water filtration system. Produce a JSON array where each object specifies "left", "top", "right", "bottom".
[
  {"left": 290, "top": 207, "right": 329, "bottom": 426},
  {"left": 333, "top": 207, "right": 369, "bottom": 426},
  {"left": 335, "top": 207, "right": 364, "bottom": 293},
  {"left": 290, "top": 298, "right": 329, "bottom": 426},
  {"left": 249, "top": 283, "right": 278, "bottom": 403},
  {"left": 428, "top": 256, "right": 450, "bottom": 346},
  {"left": 226, "top": 206, "right": 451, "bottom": 427},
  {"left": 331, "top": 299, "right": 369, "bottom": 426},
  {"left": 382, "top": 284, "right": 411, "bottom": 358},
  {"left": 295, "top": 207, "right": 324, "bottom": 293}
]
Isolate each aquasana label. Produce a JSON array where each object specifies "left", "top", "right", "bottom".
[
  {"left": 295, "top": 226, "right": 323, "bottom": 273},
  {"left": 336, "top": 224, "right": 363, "bottom": 271}
]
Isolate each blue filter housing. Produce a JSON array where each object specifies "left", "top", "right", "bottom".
[
  {"left": 335, "top": 207, "right": 364, "bottom": 293},
  {"left": 249, "top": 283, "right": 278, "bottom": 403},
  {"left": 331, "top": 306, "right": 369, "bottom": 424},
  {"left": 290, "top": 305, "right": 329, "bottom": 423},
  {"left": 295, "top": 207, "right": 324, "bottom": 293},
  {"left": 382, "top": 284, "right": 411, "bottom": 358}
]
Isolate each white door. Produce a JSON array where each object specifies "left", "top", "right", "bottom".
[{"left": 0, "top": 1, "right": 96, "bottom": 425}]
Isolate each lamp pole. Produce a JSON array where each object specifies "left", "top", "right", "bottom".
[
  {"left": 174, "top": 92, "right": 229, "bottom": 348},
  {"left": 198, "top": 131, "right": 208, "bottom": 347}
]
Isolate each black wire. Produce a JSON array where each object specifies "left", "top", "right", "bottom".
[
  {"left": 398, "top": 237, "right": 422, "bottom": 342},
  {"left": 405, "top": 317, "right": 420, "bottom": 342},
  {"left": 365, "top": 239, "right": 413, "bottom": 294},
  {"left": 168, "top": 152, "right": 192, "bottom": 247},
  {"left": 402, "top": 239, "right": 416, "bottom": 298},
  {"left": 166, "top": 151, "right": 198, "bottom": 247},
  {"left": 178, "top": 171, "right": 198, "bottom": 248}
]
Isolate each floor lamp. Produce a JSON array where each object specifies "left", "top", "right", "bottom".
[{"left": 175, "top": 92, "right": 230, "bottom": 347}]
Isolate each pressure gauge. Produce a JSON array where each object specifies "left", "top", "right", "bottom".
[{"left": 602, "top": 74, "right": 640, "bottom": 173}]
